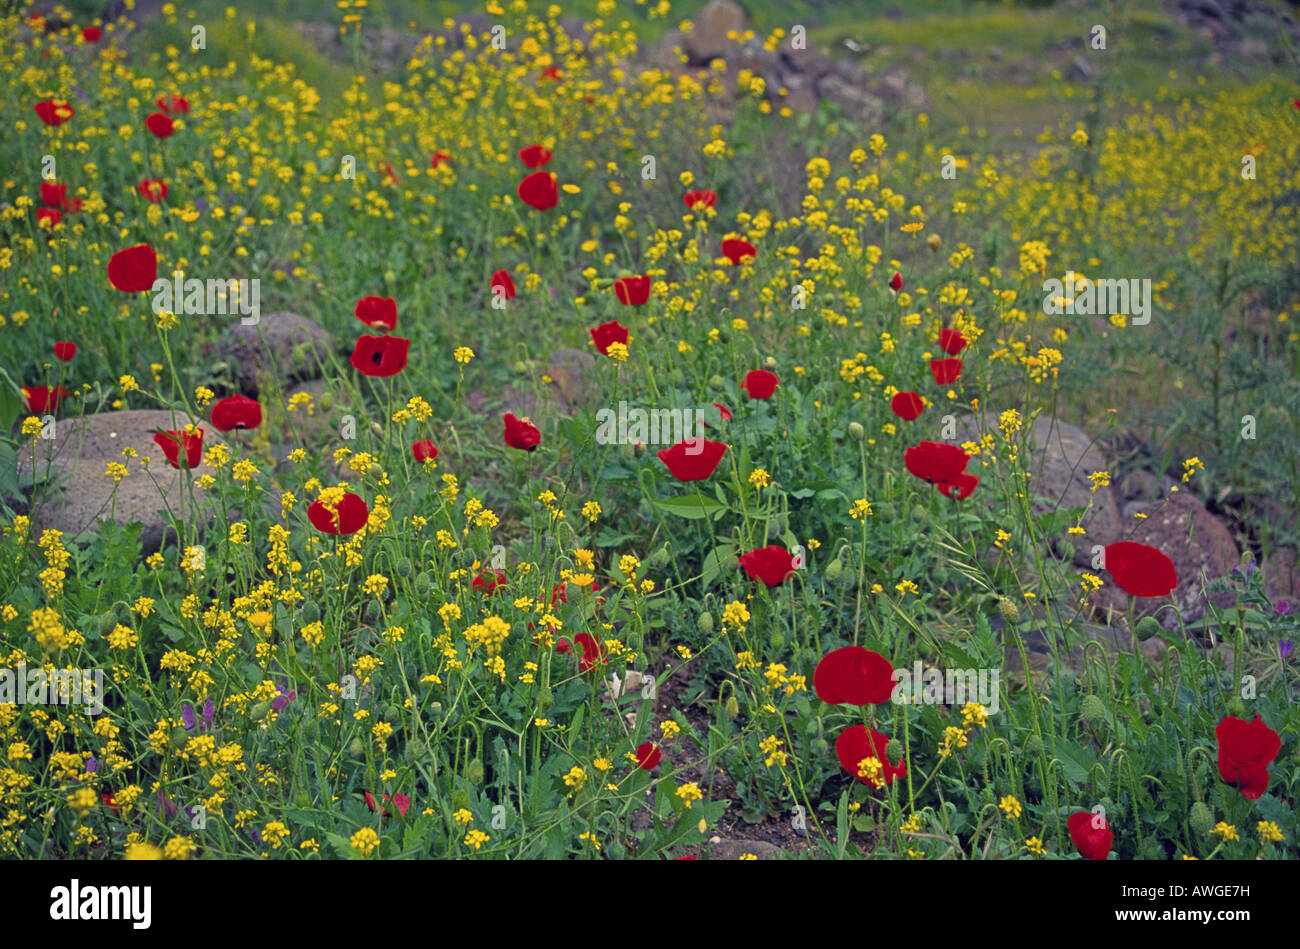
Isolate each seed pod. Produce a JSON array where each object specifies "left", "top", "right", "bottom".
[
  {"left": 847, "top": 421, "right": 865, "bottom": 442},
  {"left": 1080, "top": 694, "right": 1106, "bottom": 726}
]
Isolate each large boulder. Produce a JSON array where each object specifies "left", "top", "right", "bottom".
[
  {"left": 682, "top": 0, "right": 749, "bottom": 65},
  {"left": 17, "top": 410, "right": 232, "bottom": 554},
  {"left": 215, "top": 311, "right": 333, "bottom": 397}
]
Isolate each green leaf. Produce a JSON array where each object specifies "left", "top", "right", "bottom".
[{"left": 654, "top": 495, "right": 727, "bottom": 520}]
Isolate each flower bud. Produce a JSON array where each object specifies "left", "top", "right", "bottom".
[
  {"left": 886, "top": 739, "right": 904, "bottom": 766},
  {"left": 537, "top": 686, "right": 554, "bottom": 711},
  {"left": 1080, "top": 693, "right": 1106, "bottom": 726},
  {"left": 319, "top": 392, "right": 334, "bottom": 411},
  {"left": 299, "top": 601, "right": 320, "bottom": 624},
  {"left": 824, "top": 558, "right": 844, "bottom": 583},
  {"left": 696, "top": 611, "right": 714, "bottom": 635},
  {"left": 1189, "top": 801, "right": 1214, "bottom": 836},
  {"left": 414, "top": 572, "right": 432, "bottom": 596},
  {"left": 724, "top": 696, "right": 740, "bottom": 718},
  {"left": 465, "top": 758, "right": 485, "bottom": 784},
  {"left": 768, "top": 630, "right": 784, "bottom": 651},
  {"left": 998, "top": 597, "right": 1020, "bottom": 625},
  {"left": 98, "top": 612, "right": 117, "bottom": 636},
  {"left": 1135, "top": 616, "right": 1162, "bottom": 641},
  {"left": 763, "top": 356, "right": 777, "bottom": 370},
  {"left": 1023, "top": 733, "right": 1044, "bottom": 756},
  {"left": 348, "top": 737, "right": 366, "bottom": 759},
  {"left": 847, "top": 421, "right": 865, "bottom": 441},
  {"left": 926, "top": 233, "right": 942, "bottom": 252},
  {"left": 249, "top": 700, "right": 272, "bottom": 722},
  {"left": 708, "top": 374, "right": 724, "bottom": 389},
  {"left": 370, "top": 422, "right": 384, "bottom": 438}
]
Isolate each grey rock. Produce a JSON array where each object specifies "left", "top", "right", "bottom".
[
  {"left": 17, "top": 410, "right": 232, "bottom": 555},
  {"left": 682, "top": 0, "right": 748, "bottom": 65},
  {"left": 215, "top": 311, "right": 333, "bottom": 397},
  {"left": 707, "top": 839, "right": 786, "bottom": 860}
]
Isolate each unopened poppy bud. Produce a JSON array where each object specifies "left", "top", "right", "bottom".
[
  {"left": 812, "top": 738, "right": 829, "bottom": 755},
  {"left": 383, "top": 704, "right": 399, "bottom": 721},
  {"left": 592, "top": 277, "right": 615, "bottom": 290},
  {"left": 513, "top": 360, "right": 528, "bottom": 373},
  {"left": 648, "top": 545, "right": 670, "bottom": 569},
  {"left": 414, "top": 572, "right": 432, "bottom": 595},
  {"left": 886, "top": 739, "right": 904, "bottom": 766},
  {"left": 302, "top": 717, "right": 319, "bottom": 740},
  {"left": 98, "top": 612, "right": 117, "bottom": 635},
  {"left": 538, "top": 686, "right": 553, "bottom": 710},
  {"left": 428, "top": 702, "right": 442, "bottom": 721},
  {"left": 824, "top": 558, "right": 844, "bottom": 582},
  {"left": 708, "top": 374, "right": 724, "bottom": 389},
  {"left": 1227, "top": 697, "right": 1246, "bottom": 718},
  {"left": 396, "top": 557, "right": 412, "bottom": 575},
  {"left": 299, "top": 601, "right": 320, "bottom": 624},
  {"left": 319, "top": 392, "right": 334, "bottom": 410},
  {"left": 724, "top": 696, "right": 739, "bottom": 718},
  {"left": 697, "top": 611, "right": 714, "bottom": 635},
  {"left": 383, "top": 269, "right": 396, "bottom": 284},
  {"left": 769, "top": 630, "right": 784, "bottom": 650},
  {"left": 1189, "top": 801, "right": 1214, "bottom": 836},
  {"left": 763, "top": 356, "right": 777, "bottom": 370},
  {"left": 348, "top": 737, "right": 366, "bottom": 759},
  {"left": 848, "top": 421, "right": 865, "bottom": 441},
  {"left": 1080, "top": 694, "right": 1106, "bottom": 726},
  {"left": 998, "top": 597, "right": 1020, "bottom": 625},
  {"left": 1135, "top": 616, "right": 1161, "bottom": 641},
  {"left": 1024, "top": 733, "right": 1044, "bottom": 756},
  {"left": 465, "top": 758, "right": 485, "bottom": 784},
  {"left": 926, "top": 233, "right": 942, "bottom": 252},
  {"left": 370, "top": 422, "right": 384, "bottom": 438},
  {"left": 171, "top": 726, "right": 188, "bottom": 749},
  {"left": 249, "top": 700, "right": 272, "bottom": 721}
]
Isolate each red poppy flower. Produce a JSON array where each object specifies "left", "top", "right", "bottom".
[
  {"left": 540, "top": 65, "right": 563, "bottom": 82},
  {"left": 503, "top": 413, "right": 541, "bottom": 451},
  {"left": 354, "top": 296, "right": 397, "bottom": 331},
  {"left": 614, "top": 275, "right": 652, "bottom": 306},
  {"left": 890, "top": 391, "right": 924, "bottom": 421},
  {"left": 835, "top": 725, "right": 906, "bottom": 786},
  {"left": 412, "top": 439, "right": 438, "bottom": 463},
  {"left": 37, "top": 208, "right": 62, "bottom": 227},
  {"left": 349, "top": 334, "right": 409, "bottom": 377},
  {"left": 473, "top": 569, "right": 507, "bottom": 594},
  {"left": 34, "top": 99, "right": 74, "bottom": 126},
  {"left": 107, "top": 243, "right": 157, "bottom": 293},
  {"left": 1294, "top": 98, "right": 1300, "bottom": 110},
  {"left": 683, "top": 189, "right": 717, "bottom": 210},
  {"left": 40, "top": 182, "right": 67, "bottom": 207},
  {"left": 573, "top": 632, "right": 606, "bottom": 672},
  {"left": 101, "top": 792, "right": 121, "bottom": 816},
  {"left": 889, "top": 271, "right": 903, "bottom": 293},
  {"left": 145, "top": 112, "right": 175, "bottom": 138},
  {"left": 635, "top": 742, "right": 662, "bottom": 770},
  {"left": 1216, "top": 714, "right": 1281, "bottom": 800},
  {"left": 363, "top": 791, "right": 411, "bottom": 817},
  {"left": 430, "top": 149, "right": 451, "bottom": 169},
  {"left": 938, "top": 327, "right": 968, "bottom": 355},
  {"left": 937, "top": 471, "right": 980, "bottom": 500},
  {"left": 930, "top": 358, "right": 963, "bottom": 385},
  {"left": 741, "top": 369, "right": 779, "bottom": 400},
  {"left": 814, "top": 647, "right": 897, "bottom": 705},
  {"left": 307, "top": 492, "right": 369, "bottom": 535},
  {"left": 518, "top": 144, "right": 553, "bottom": 168},
  {"left": 490, "top": 269, "right": 516, "bottom": 300},
  {"left": 210, "top": 395, "right": 262, "bottom": 431},
  {"left": 721, "top": 237, "right": 757, "bottom": 265},
  {"left": 152, "top": 428, "right": 204, "bottom": 470},
  {"left": 82, "top": 26, "right": 101, "bottom": 43},
  {"left": 738, "top": 545, "right": 797, "bottom": 587},
  {"left": 1067, "top": 811, "right": 1112, "bottom": 860},
  {"left": 156, "top": 94, "right": 189, "bottom": 114},
  {"left": 656, "top": 439, "right": 728, "bottom": 481},
  {"left": 1103, "top": 541, "right": 1177, "bottom": 598},
  {"left": 518, "top": 170, "right": 558, "bottom": 210},
  {"left": 137, "top": 178, "right": 168, "bottom": 202},
  {"left": 53, "top": 341, "right": 76, "bottom": 362},
  {"left": 21, "top": 385, "right": 71, "bottom": 413},
  {"left": 590, "top": 320, "right": 630, "bottom": 356},
  {"left": 904, "top": 440, "right": 970, "bottom": 484},
  {"left": 379, "top": 160, "right": 401, "bottom": 184},
  {"left": 712, "top": 402, "right": 732, "bottom": 422}
]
